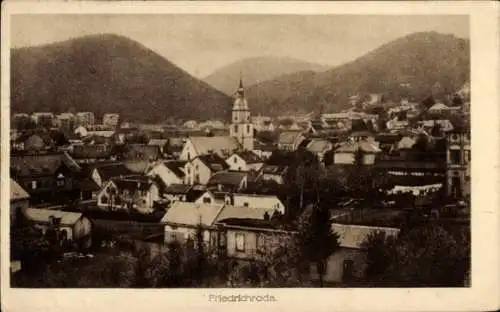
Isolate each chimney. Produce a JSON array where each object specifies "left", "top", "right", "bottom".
[{"left": 263, "top": 212, "right": 270, "bottom": 221}]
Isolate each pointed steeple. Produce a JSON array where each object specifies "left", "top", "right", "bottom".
[{"left": 237, "top": 71, "right": 245, "bottom": 96}]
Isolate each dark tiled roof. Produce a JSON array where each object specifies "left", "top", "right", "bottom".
[
  {"left": 79, "top": 178, "right": 101, "bottom": 192},
  {"left": 185, "top": 189, "right": 207, "bottom": 202},
  {"left": 261, "top": 164, "right": 288, "bottom": 175},
  {"left": 71, "top": 144, "right": 111, "bottom": 159},
  {"left": 125, "top": 144, "right": 161, "bottom": 161},
  {"left": 207, "top": 171, "right": 247, "bottom": 187},
  {"left": 95, "top": 163, "right": 137, "bottom": 181},
  {"left": 163, "top": 160, "right": 186, "bottom": 178},
  {"left": 218, "top": 218, "right": 278, "bottom": 230},
  {"left": 197, "top": 154, "right": 229, "bottom": 172},
  {"left": 10, "top": 152, "right": 81, "bottom": 178},
  {"left": 164, "top": 183, "right": 192, "bottom": 195},
  {"left": 235, "top": 150, "right": 263, "bottom": 164}
]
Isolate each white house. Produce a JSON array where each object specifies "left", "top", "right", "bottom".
[
  {"left": 306, "top": 139, "right": 334, "bottom": 163},
  {"left": 74, "top": 125, "right": 88, "bottom": 138},
  {"left": 333, "top": 139, "right": 381, "bottom": 165},
  {"left": 184, "top": 154, "right": 229, "bottom": 185},
  {"left": 224, "top": 193, "right": 286, "bottom": 215},
  {"left": 97, "top": 177, "right": 160, "bottom": 214},
  {"left": 147, "top": 160, "right": 186, "bottom": 187},
  {"left": 160, "top": 201, "right": 224, "bottom": 245},
  {"left": 23, "top": 208, "right": 92, "bottom": 248},
  {"left": 258, "top": 164, "right": 289, "bottom": 185},
  {"left": 225, "top": 150, "right": 264, "bottom": 172},
  {"left": 179, "top": 136, "right": 241, "bottom": 161}
]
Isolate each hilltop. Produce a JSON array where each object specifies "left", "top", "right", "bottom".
[{"left": 11, "top": 34, "right": 233, "bottom": 123}]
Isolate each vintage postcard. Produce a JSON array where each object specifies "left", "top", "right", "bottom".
[{"left": 1, "top": 1, "right": 499, "bottom": 312}]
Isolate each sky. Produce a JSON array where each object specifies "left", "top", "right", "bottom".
[{"left": 11, "top": 14, "right": 469, "bottom": 78}]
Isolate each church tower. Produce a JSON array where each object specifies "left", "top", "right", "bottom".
[{"left": 230, "top": 77, "right": 254, "bottom": 151}]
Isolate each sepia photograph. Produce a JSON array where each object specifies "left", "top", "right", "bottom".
[
  {"left": 1, "top": 1, "right": 499, "bottom": 311},
  {"left": 7, "top": 12, "right": 473, "bottom": 288}
]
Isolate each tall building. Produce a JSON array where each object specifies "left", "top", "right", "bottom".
[
  {"left": 446, "top": 124, "right": 471, "bottom": 199},
  {"left": 103, "top": 113, "right": 120, "bottom": 127},
  {"left": 76, "top": 112, "right": 95, "bottom": 127},
  {"left": 229, "top": 78, "right": 253, "bottom": 151}
]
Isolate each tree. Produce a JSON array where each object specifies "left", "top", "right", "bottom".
[
  {"left": 296, "top": 203, "right": 341, "bottom": 287},
  {"left": 360, "top": 224, "right": 470, "bottom": 287}
]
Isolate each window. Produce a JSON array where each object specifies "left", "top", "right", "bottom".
[
  {"left": 187, "top": 166, "right": 191, "bottom": 174},
  {"left": 56, "top": 179, "right": 65, "bottom": 187},
  {"left": 234, "top": 125, "right": 239, "bottom": 133},
  {"left": 466, "top": 150, "right": 471, "bottom": 163},
  {"left": 247, "top": 125, "right": 250, "bottom": 134},
  {"left": 450, "top": 150, "right": 461, "bottom": 164},
  {"left": 187, "top": 152, "right": 191, "bottom": 160},
  {"left": 195, "top": 174, "right": 200, "bottom": 184},
  {"left": 203, "top": 197, "right": 212, "bottom": 204},
  {"left": 243, "top": 202, "right": 249, "bottom": 207},
  {"left": 234, "top": 157, "right": 238, "bottom": 164},
  {"left": 451, "top": 134, "right": 459, "bottom": 142},
  {"left": 256, "top": 234, "right": 266, "bottom": 254},
  {"left": 235, "top": 233, "right": 245, "bottom": 252}
]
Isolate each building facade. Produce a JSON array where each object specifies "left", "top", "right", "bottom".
[{"left": 446, "top": 128, "right": 471, "bottom": 199}]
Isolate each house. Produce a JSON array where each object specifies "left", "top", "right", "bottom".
[
  {"left": 74, "top": 125, "right": 88, "bottom": 138},
  {"left": 252, "top": 141, "right": 276, "bottom": 160},
  {"left": 70, "top": 144, "right": 112, "bottom": 164},
  {"left": 333, "top": 139, "right": 381, "bottom": 165},
  {"left": 184, "top": 154, "right": 229, "bottom": 185},
  {"left": 97, "top": 176, "right": 160, "bottom": 213},
  {"left": 75, "top": 112, "right": 95, "bottom": 127},
  {"left": 320, "top": 223, "right": 400, "bottom": 283},
  {"left": 306, "top": 139, "right": 334, "bottom": 163},
  {"left": 446, "top": 124, "right": 471, "bottom": 199},
  {"left": 148, "top": 139, "right": 169, "bottom": 156},
  {"left": 427, "top": 102, "right": 450, "bottom": 115},
  {"left": 179, "top": 136, "right": 241, "bottom": 161},
  {"left": 90, "top": 162, "right": 141, "bottom": 187},
  {"left": 147, "top": 160, "right": 186, "bottom": 188},
  {"left": 160, "top": 201, "right": 224, "bottom": 246},
  {"left": 206, "top": 171, "right": 249, "bottom": 193},
  {"left": 163, "top": 184, "right": 193, "bottom": 202},
  {"left": 258, "top": 164, "right": 289, "bottom": 184},
  {"left": 124, "top": 144, "right": 162, "bottom": 161},
  {"left": 223, "top": 193, "right": 285, "bottom": 214},
  {"left": 23, "top": 208, "right": 92, "bottom": 249},
  {"left": 225, "top": 151, "right": 264, "bottom": 172},
  {"left": 277, "top": 131, "right": 306, "bottom": 151},
  {"left": 10, "top": 152, "right": 82, "bottom": 205},
  {"left": 13, "top": 132, "right": 54, "bottom": 151},
  {"left": 215, "top": 210, "right": 289, "bottom": 261},
  {"left": 10, "top": 179, "right": 30, "bottom": 225},
  {"left": 165, "top": 137, "right": 186, "bottom": 159},
  {"left": 102, "top": 113, "right": 120, "bottom": 127}
]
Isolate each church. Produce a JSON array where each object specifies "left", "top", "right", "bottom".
[{"left": 179, "top": 78, "right": 254, "bottom": 162}]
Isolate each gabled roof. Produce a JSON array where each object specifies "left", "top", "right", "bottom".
[
  {"left": 232, "top": 150, "right": 263, "bottom": 164},
  {"left": 428, "top": 103, "right": 449, "bottom": 111},
  {"left": 197, "top": 154, "right": 230, "bottom": 172},
  {"left": 215, "top": 205, "right": 275, "bottom": 224},
  {"left": 335, "top": 139, "right": 381, "bottom": 153},
  {"left": 160, "top": 202, "right": 224, "bottom": 227},
  {"left": 163, "top": 160, "right": 187, "bottom": 178},
  {"left": 261, "top": 164, "right": 289, "bottom": 175},
  {"left": 207, "top": 171, "right": 247, "bottom": 188},
  {"left": 10, "top": 152, "right": 81, "bottom": 178},
  {"left": 188, "top": 136, "right": 241, "bottom": 157},
  {"left": 94, "top": 163, "right": 138, "bottom": 181},
  {"left": 111, "top": 177, "right": 154, "bottom": 192},
  {"left": 164, "top": 183, "right": 192, "bottom": 195},
  {"left": 148, "top": 139, "right": 169, "bottom": 147},
  {"left": 11, "top": 179, "right": 30, "bottom": 201},
  {"left": 71, "top": 144, "right": 111, "bottom": 159},
  {"left": 396, "top": 136, "right": 417, "bottom": 150},
  {"left": 306, "top": 139, "right": 333, "bottom": 153},
  {"left": 24, "top": 208, "right": 83, "bottom": 226},
  {"left": 125, "top": 144, "right": 161, "bottom": 161},
  {"left": 278, "top": 130, "right": 303, "bottom": 145}
]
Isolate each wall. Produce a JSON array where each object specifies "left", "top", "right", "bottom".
[
  {"left": 232, "top": 195, "right": 285, "bottom": 214},
  {"left": 334, "top": 152, "right": 355, "bottom": 165},
  {"left": 164, "top": 224, "right": 211, "bottom": 244},
  {"left": 179, "top": 140, "right": 195, "bottom": 161}
]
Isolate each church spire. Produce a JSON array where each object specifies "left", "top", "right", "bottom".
[{"left": 237, "top": 71, "right": 244, "bottom": 96}]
